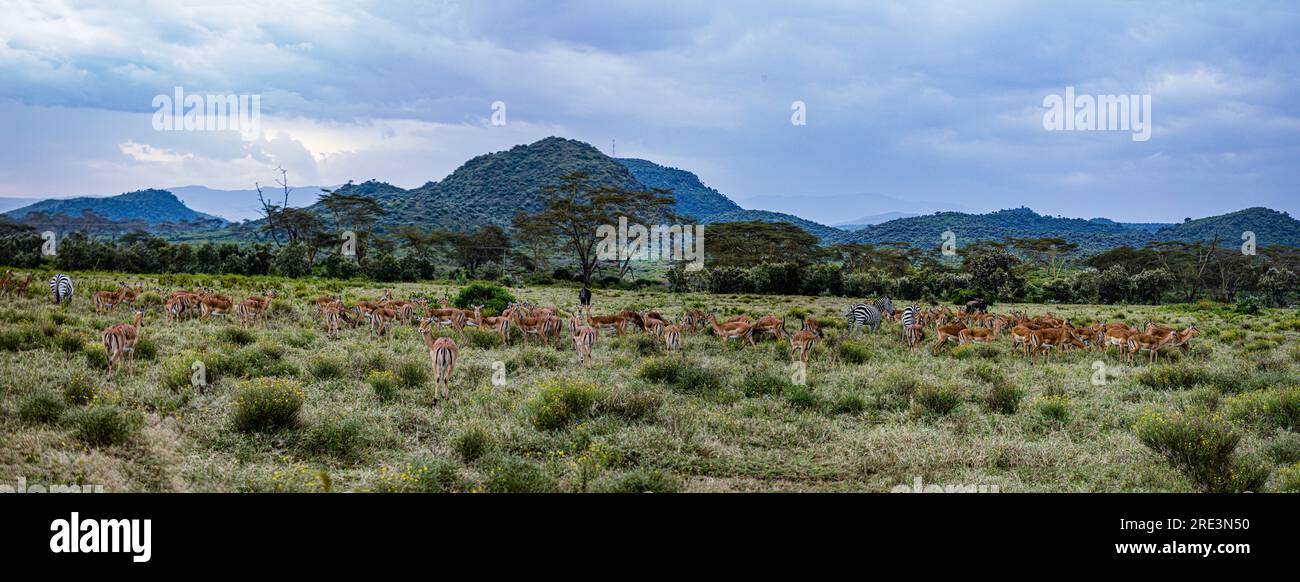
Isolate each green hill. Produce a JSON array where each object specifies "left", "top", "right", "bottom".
[
  {"left": 4, "top": 189, "right": 226, "bottom": 226},
  {"left": 1155, "top": 207, "right": 1300, "bottom": 247},
  {"left": 617, "top": 158, "right": 743, "bottom": 219}
]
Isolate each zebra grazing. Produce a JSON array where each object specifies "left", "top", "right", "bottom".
[
  {"left": 874, "top": 296, "right": 895, "bottom": 318},
  {"left": 49, "top": 274, "right": 74, "bottom": 306},
  {"left": 846, "top": 303, "right": 883, "bottom": 337}
]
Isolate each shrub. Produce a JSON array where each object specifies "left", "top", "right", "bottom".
[
  {"left": 740, "top": 370, "right": 795, "bottom": 398},
  {"left": 1276, "top": 463, "right": 1300, "bottom": 493},
  {"left": 219, "top": 326, "right": 257, "bottom": 346},
  {"left": 452, "top": 282, "right": 515, "bottom": 315},
  {"left": 915, "top": 384, "right": 961, "bottom": 416},
  {"left": 450, "top": 425, "right": 493, "bottom": 462},
  {"left": 829, "top": 392, "right": 867, "bottom": 415},
  {"left": 64, "top": 405, "right": 143, "bottom": 447},
  {"left": 299, "top": 417, "right": 374, "bottom": 463},
  {"left": 1222, "top": 386, "right": 1300, "bottom": 432},
  {"left": 482, "top": 455, "right": 558, "bottom": 493},
  {"left": 63, "top": 373, "right": 96, "bottom": 405},
  {"left": 394, "top": 359, "right": 430, "bottom": 389},
  {"left": 638, "top": 358, "right": 724, "bottom": 394},
  {"left": 838, "top": 340, "right": 870, "bottom": 364},
  {"left": 55, "top": 332, "right": 83, "bottom": 354},
  {"left": 1265, "top": 431, "right": 1300, "bottom": 464},
  {"left": 595, "top": 389, "right": 662, "bottom": 423},
  {"left": 507, "top": 348, "right": 562, "bottom": 373},
  {"left": 984, "top": 382, "right": 1024, "bottom": 414},
  {"left": 785, "top": 385, "right": 820, "bottom": 410},
  {"left": 231, "top": 377, "right": 305, "bottom": 432},
  {"left": 625, "top": 334, "right": 660, "bottom": 356},
  {"left": 307, "top": 355, "right": 345, "bottom": 380},
  {"left": 1137, "top": 365, "right": 1213, "bottom": 391},
  {"left": 1036, "top": 395, "right": 1070, "bottom": 424},
  {"left": 368, "top": 370, "right": 399, "bottom": 402},
  {"left": 465, "top": 330, "right": 501, "bottom": 349},
  {"left": 531, "top": 380, "right": 602, "bottom": 431},
  {"left": 598, "top": 468, "right": 683, "bottom": 493},
  {"left": 18, "top": 391, "right": 65, "bottom": 424},
  {"left": 371, "top": 456, "right": 465, "bottom": 493},
  {"left": 1135, "top": 409, "right": 1270, "bottom": 492}
]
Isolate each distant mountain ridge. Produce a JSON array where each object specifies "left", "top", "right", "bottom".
[{"left": 4, "top": 189, "right": 226, "bottom": 226}]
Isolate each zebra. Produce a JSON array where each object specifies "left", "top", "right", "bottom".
[
  {"left": 49, "top": 274, "right": 74, "bottom": 306},
  {"left": 873, "top": 296, "right": 895, "bottom": 318},
  {"left": 901, "top": 305, "right": 923, "bottom": 348},
  {"left": 846, "top": 303, "right": 883, "bottom": 337}
]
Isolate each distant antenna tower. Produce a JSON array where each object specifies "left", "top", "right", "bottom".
[{"left": 612, "top": 138, "right": 616, "bottom": 157}]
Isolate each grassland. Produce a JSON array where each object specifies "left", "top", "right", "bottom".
[{"left": 1, "top": 272, "right": 1297, "bottom": 492}]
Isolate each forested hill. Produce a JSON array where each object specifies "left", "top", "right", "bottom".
[
  {"left": 840, "top": 206, "right": 1300, "bottom": 251},
  {"left": 4, "top": 189, "right": 226, "bottom": 226},
  {"left": 617, "top": 158, "right": 743, "bottom": 218}
]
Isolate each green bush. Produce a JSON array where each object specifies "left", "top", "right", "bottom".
[
  {"left": 64, "top": 405, "right": 143, "bottom": 447},
  {"left": 785, "top": 385, "right": 820, "bottom": 410},
  {"left": 219, "top": 326, "right": 257, "bottom": 346},
  {"left": 307, "top": 355, "right": 346, "bottom": 380},
  {"left": 740, "top": 370, "right": 795, "bottom": 398},
  {"left": 18, "top": 391, "right": 65, "bottom": 424},
  {"left": 452, "top": 282, "right": 515, "bottom": 315},
  {"left": 1137, "top": 365, "right": 1219, "bottom": 391},
  {"left": 370, "top": 456, "right": 466, "bottom": 493},
  {"left": 1222, "top": 386, "right": 1300, "bottom": 432},
  {"left": 299, "top": 417, "right": 375, "bottom": 463},
  {"left": 598, "top": 468, "right": 682, "bottom": 493},
  {"left": 465, "top": 330, "right": 502, "bottom": 349},
  {"left": 451, "top": 425, "right": 493, "bottom": 463},
  {"left": 531, "top": 379, "right": 603, "bottom": 431},
  {"left": 394, "top": 359, "right": 430, "bottom": 389},
  {"left": 916, "top": 384, "right": 962, "bottom": 416},
  {"left": 984, "top": 382, "right": 1024, "bottom": 414},
  {"left": 483, "top": 455, "right": 558, "bottom": 493},
  {"left": 1265, "top": 431, "right": 1300, "bottom": 464},
  {"left": 1135, "top": 408, "right": 1270, "bottom": 492},
  {"left": 507, "top": 348, "right": 562, "bottom": 373},
  {"left": 368, "top": 370, "right": 399, "bottom": 402},
  {"left": 838, "top": 340, "right": 870, "bottom": 364},
  {"left": 63, "top": 373, "right": 96, "bottom": 405},
  {"left": 595, "top": 389, "right": 662, "bottom": 423},
  {"left": 1276, "top": 463, "right": 1300, "bottom": 493},
  {"left": 638, "top": 357, "right": 724, "bottom": 394},
  {"left": 231, "top": 377, "right": 304, "bottom": 432},
  {"left": 1036, "top": 395, "right": 1070, "bottom": 424},
  {"left": 829, "top": 392, "right": 867, "bottom": 415}
]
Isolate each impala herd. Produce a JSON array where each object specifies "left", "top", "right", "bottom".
[{"left": 2, "top": 271, "right": 1205, "bottom": 403}]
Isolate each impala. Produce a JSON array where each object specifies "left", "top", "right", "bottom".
[
  {"left": 789, "top": 329, "right": 816, "bottom": 363},
  {"left": 930, "top": 321, "right": 967, "bottom": 354},
  {"left": 583, "top": 306, "right": 628, "bottom": 336},
  {"left": 705, "top": 314, "right": 756, "bottom": 347},
  {"left": 1027, "top": 328, "right": 1086, "bottom": 363},
  {"left": 1125, "top": 331, "right": 1177, "bottom": 365},
  {"left": 958, "top": 319, "right": 1005, "bottom": 344},
  {"left": 418, "top": 319, "right": 457, "bottom": 401},
  {"left": 102, "top": 308, "right": 145, "bottom": 377},
  {"left": 573, "top": 321, "right": 599, "bottom": 365},
  {"left": 662, "top": 323, "right": 683, "bottom": 357},
  {"left": 682, "top": 308, "right": 708, "bottom": 332}
]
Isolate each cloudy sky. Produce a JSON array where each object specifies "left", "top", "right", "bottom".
[{"left": 1, "top": 0, "right": 1297, "bottom": 222}]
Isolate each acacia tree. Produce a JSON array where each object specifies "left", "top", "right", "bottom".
[
  {"left": 318, "top": 187, "right": 386, "bottom": 261},
  {"left": 705, "top": 220, "right": 825, "bottom": 268},
  {"left": 514, "top": 171, "right": 675, "bottom": 284},
  {"left": 1010, "top": 237, "right": 1079, "bottom": 277}
]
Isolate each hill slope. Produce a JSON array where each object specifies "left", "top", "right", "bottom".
[
  {"left": 4, "top": 189, "right": 226, "bottom": 226},
  {"left": 1155, "top": 207, "right": 1300, "bottom": 247},
  {"left": 617, "top": 158, "right": 743, "bottom": 219}
]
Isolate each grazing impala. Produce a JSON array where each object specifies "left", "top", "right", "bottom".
[
  {"left": 662, "top": 323, "right": 683, "bottom": 357},
  {"left": 789, "top": 329, "right": 816, "bottom": 363},
  {"left": 573, "top": 321, "right": 599, "bottom": 365},
  {"left": 368, "top": 306, "right": 398, "bottom": 337},
  {"left": 102, "top": 308, "right": 145, "bottom": 377},
  {"left": 3, "top": 272, "right": 33, "bottom": 297},
  {"left": 583, "top": 306, "right": 628, "bottom": 336},
  {"left": 682, "top": 308, "right": 708, "bottom": 332},
  {"left": 321, "top": 303, "right": 343, "bottom": 336},
  {"left": 1125, "top": 331, "right": 1176, "bottom": 365},
  {"left": 930, "top": 321, "right": 967, "bottom": 354},
  {"left": 958, "top": 319, "right": 1004, "bottom": 345},
  {"left": 94, "top": 287, "right": 126, "bottom": 314},
  {"left": 419, "top": 319, "right": 457, "bottom": 401},
  {"left": 1027, "top": 328, "right": 1086, "bottom": 363},
  {"left": 509, "top": 311, "right": 553, "bottom": 345},
  {"left": 752, "top": 315, "right": 788, "bottom": 342},
  {"left": 705, "top": 314, "right": 756, "bottom": 347},
  {"left": 199, "top": 293, "right": 233, "bottom": 320}
]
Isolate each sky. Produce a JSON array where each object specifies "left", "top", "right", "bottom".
[{"left": 0, "top": 0, "right": 1297, "bottom": 223}]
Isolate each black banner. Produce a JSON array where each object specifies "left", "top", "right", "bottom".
[{"left": 1, "top": 493, "right": 1288, "bottom": 571}]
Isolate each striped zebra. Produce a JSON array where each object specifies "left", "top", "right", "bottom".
[
  {"left": 49, "top": 274, "right": 74, "bottom": 306},
  {"left": 873, "top": 296, "right": 895, "bottom": 318},
  {"left": 846, "top": 303, "right": 883, "bottom": 337}
]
